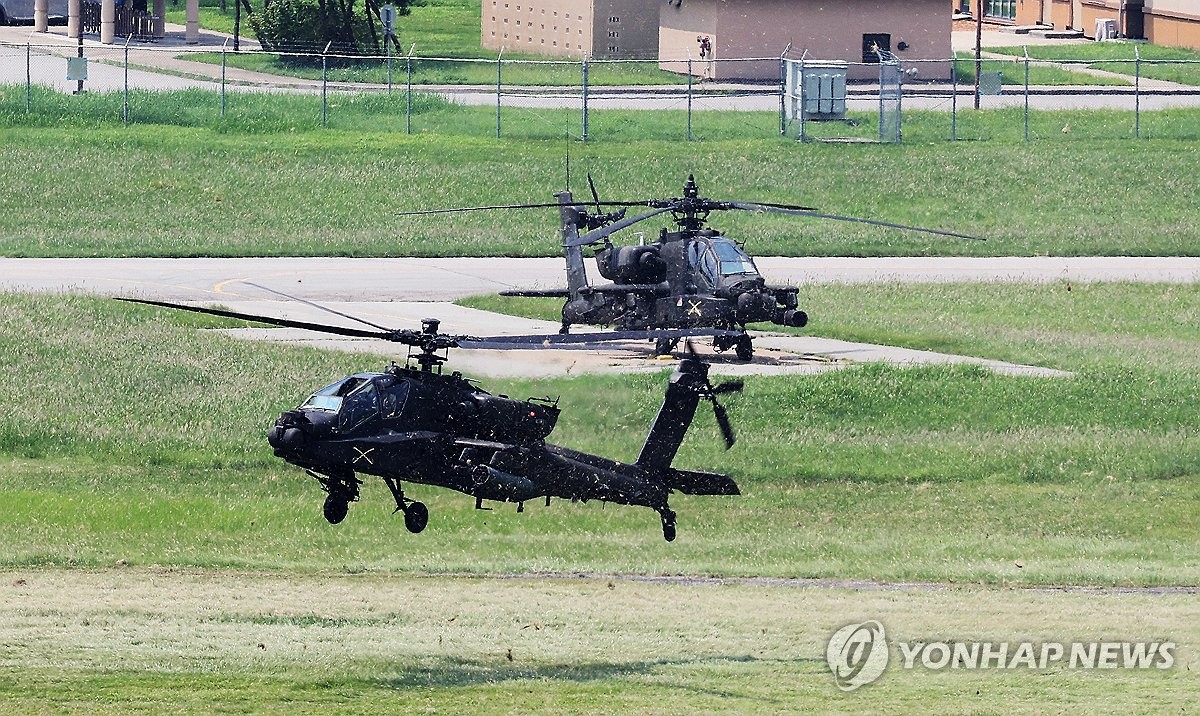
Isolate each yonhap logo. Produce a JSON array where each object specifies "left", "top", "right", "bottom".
[{"left": 826, "top": 620, "right": 889, "bottom": 691}]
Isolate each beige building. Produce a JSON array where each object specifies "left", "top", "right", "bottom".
[
  {"left": 989, "top": 0, "right": 1200, "bottom": 49},
  {"left": 481, "top": 0, "right": 661, "bottom": 58},
  {"left": 659, "top": 0, "right": 952, "bottom": 80}
]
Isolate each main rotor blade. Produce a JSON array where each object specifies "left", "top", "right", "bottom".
[
  {"left": 728, "top": 202, "right": 984, "bottom": 241},
  {"left": 116, "top": 298, "right": 394, "bottom": 340},
  {"left": 395, "top": 202, "right": 568, "bottom": 216},
  {"left": 458, "top": 328, "right": 743, "bottom": 349},
  {"left": 587, "top": 173, "right": 602, "bottom": 213},
  {"left": 735, "top": 199, "right": 820, "bottom": 212},
  {"left": 243, "top": 281, "right": 393, "bottom": 332},
  {"left": 397, "top": 200, "right": 648, "bottom": 217},
  {"left": 567, "top": 206, "right": 675, "bottom": 246}
]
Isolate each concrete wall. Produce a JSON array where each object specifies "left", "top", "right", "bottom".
[
  {"left": 659, "top": 0, "right": 951, "bottom": 81},
  {"left": 482, "top": 0, "right": 658, "bottom": 58}
]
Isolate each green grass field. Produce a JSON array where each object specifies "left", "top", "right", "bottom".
[
  {"left": 1, "top": 105, "right": 1199, "bottom": 258},
  {"left": 2, "top": 81, "right": 1199, "bottom": 709},
  {"left": 984, "top": 41, "right": 1200, "bottom": 86},
  {"left": 2, "top": 284, "right": 1199, "bottom": 710}
]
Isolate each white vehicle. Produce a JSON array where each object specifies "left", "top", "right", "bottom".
[{"left": 1, "top": 0, "right": 69, "bottom": 24}]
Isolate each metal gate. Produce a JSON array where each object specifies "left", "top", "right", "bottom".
[{"left": 877, "top": 50, "right": 902, "bottom": 144}]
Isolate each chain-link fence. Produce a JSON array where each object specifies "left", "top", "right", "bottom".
[{"left": 3, "top": 40, "right": 1200, "bottom": 142}]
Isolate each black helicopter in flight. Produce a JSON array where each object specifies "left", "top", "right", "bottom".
[
  {"left": 401, "top": 175, "right": 980, "bottom": 361},
  {"left": 119, "top": 296, "right": 744, "bottom": 541}
]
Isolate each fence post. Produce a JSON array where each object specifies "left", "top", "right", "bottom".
[
  {"left": 25, "top": 41, "right": 31, "bottom": 112},
  {"left": 123, "top": 34, "right": 132, "bottom": 125},
  {"left": 406, "top": 44, "right": 414, "bottom": 135},
  {"left": 778, "top": 43, "right": 790, "bottom": 137},
  {"left": 1134, "top": 45, "right": 1141, "bottom": 139},
  {"left": 496, "top": 49, "right": 503, "bottom": 139},
  {"left": 1023, "top": 46, "right": 1030, "bottom": 142},
  {"left": 220, "top": 38, "right": 228, "bottom": 119},
  {"left": 951, "top": 54, "right": 957, "bottom": 142},
  {"left": 686, "top": 55, "right": 693, "bottom": 142},
  {"left": 581, "top": 58, "right": 589, "bottom": 142},
  {"left": 877, "top": 53, "right": 884, "bottom": 142},
  {"left": 321, "top": 41, "right": 332, "bottom": 127}
]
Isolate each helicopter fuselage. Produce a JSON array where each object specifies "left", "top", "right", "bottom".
[
  {"left": 563, "top": 230, "right": 806, "bottom": 333},
  {"left": 265, "top": 360, "right": 738, "bottom": 540}
]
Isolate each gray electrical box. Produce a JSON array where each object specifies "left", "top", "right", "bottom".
[{"left": 785, "top": 60, "right": 847, "bottom": 121}]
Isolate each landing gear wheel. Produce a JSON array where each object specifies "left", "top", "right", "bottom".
[
  {"left": 734, "top": 335, "right": 754, "bottom": 362},
  {"left": 654, "top": 337, "right": 679, "bottom": 356},
  {"left": 323, "top": 493, "right": 350, "bottom": 524},
  {"left": 403, "top": 501, "right": 429, "bottom": 534},
  {"left": 660, "top": 509, "right": 677, "bottom": 542}
]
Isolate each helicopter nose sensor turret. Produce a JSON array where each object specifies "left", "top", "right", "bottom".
[{"left": 268, "top": 410, "right": 313, "bottom": 451}]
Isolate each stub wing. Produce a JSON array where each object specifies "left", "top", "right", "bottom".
[{"left": 664, "top": 467, "right": 740, "bottom": 496}]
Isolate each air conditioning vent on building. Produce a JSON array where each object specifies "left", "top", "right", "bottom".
[{"left": 1095, "top": 18, "right": 1118, "bottom": 41}]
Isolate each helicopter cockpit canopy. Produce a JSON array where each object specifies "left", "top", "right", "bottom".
[
  {"left": 711, "top": 238, "right": 759, "bottom": 276},
  {"left": 300, "top": 373, "right": 411, "bottom": 432},
  {"left": 690, "top": 237, "right": 762, "bottom": 286}
]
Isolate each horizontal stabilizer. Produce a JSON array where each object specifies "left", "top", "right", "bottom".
[{"left": 665, "top": 467, "right": 740, "bottom": 496}]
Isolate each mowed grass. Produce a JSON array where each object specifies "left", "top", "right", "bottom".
[
  {"left": 2, "top": 286, "right": 1199, "bottom": 585},
  {"left": 1, "top": 109, "right": 1199, "bottom": 257},
  {"left": 984, "top": 41, "right": 1200, "bottom": 86},
  {"left": 0, "top": 568, "right": 1196, "bottom": 714}
]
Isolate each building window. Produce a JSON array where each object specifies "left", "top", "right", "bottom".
[
  {"left": 985, "top": 0, "right": 1016, "bottom": 20},
  {"left": 608, "top": 45, "right": 618, "bottom": 53},
  {"left": 609, "top": 16, "right": 619, "bottom": 23},
  {"left": 608, "top": 30, "right": 618, "bottom": 38},
  {"left": 861, "top": 33, "right": 891, "bottom": 62}
]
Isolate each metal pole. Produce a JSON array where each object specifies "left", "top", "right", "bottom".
[
  {"left": 75, "top": 31, "right": 84, "bottom": 95},
  {"left": 387, "top": 33, "right": 393, "bottom": 95},
  {"left": 951, "top": 54, "right": 958, "bottom": 141},
  {"left": 25, "top": 41, "right": 31, "bottom": 112},
  {"left": 778, "top": 42, "right": 790, "bottom": 136},
  {"left": 581, "top": 58, "right": 589, "bottom": 142},
  {"left": 321, "top": 41, "right": 331, "bottom": 127},
  {"left": 1023, "top": 46, "right": 1030, "bottom": 142},
  {"left": 974, "top": 0, "right": 982, "bottom": 110},
  {"left": 220, "top": 37, "right": 228, "bottom": 118},
  {"left": 1134, "top": 45, "right": 1141, "bottom": 139},
  {"left": 496, "top": 49, "right": 503, "bottom": 139},
  {"left": 406, "top": 44, "right": 414, "bottom": 135},
  {"left": 686, "top": 55, "right": 696, "bottom": 140},
  {"left": 878, "top": 53, "right": 884, "bottom": 142},
  {"left": 797, "top": 50, "right": 807, "bottom": 143},
  {"left": 123, "top": 34, "right": 131, "bottom": 124}
]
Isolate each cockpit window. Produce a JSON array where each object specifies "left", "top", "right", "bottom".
[
  {"left": 300, "top": 376, "right": 366, "bottom": 413},
  {"left": 712, "top": 240, "right": 758, "bottom": 276},
  {"left": 380, "top": 381, "right": 410, "bottom": 419},
  {"left": 338, "top": 381, "right": 379, "bottom": 432}
]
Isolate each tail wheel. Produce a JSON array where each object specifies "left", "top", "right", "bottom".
[
  {"left": 404, "top": 501, "right": 429, "bottom": 534},
  {"left": 654, "top": 337, "right": 679, "bottom": 356},
  {"left": 323, "top": 493, "right": 350, "bottom": 524},
  {"left": 660, "top": 509, "right": 677, "bottom": 542}
]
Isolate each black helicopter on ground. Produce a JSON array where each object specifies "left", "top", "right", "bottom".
[
  {"left": 401, "top": 175, "right": 980, "bottom": 361},
  {"left": 119, "top": 296, "right": 744, "bottom": 541}
]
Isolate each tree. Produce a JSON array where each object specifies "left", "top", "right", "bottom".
[{"left": 248, "top": 0, "right": 410, "bottom": 56}]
